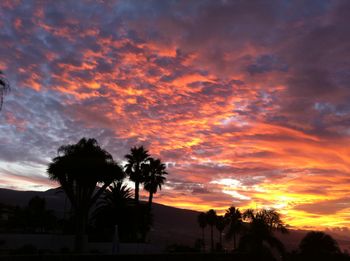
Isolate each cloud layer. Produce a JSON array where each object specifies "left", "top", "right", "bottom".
[{"left": 0, "top": 0, "right": 349, "bottom": 230}]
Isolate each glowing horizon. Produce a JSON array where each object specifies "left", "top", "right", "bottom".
[{"left": 0, "top": 0, "right": 349, "bottom": 233}]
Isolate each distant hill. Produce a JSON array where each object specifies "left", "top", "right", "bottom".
[
  {"left": 0, "top": 187, "right": 68, "bottom": 218},
  {"left": 0, "top": 187, "right": 201, "bottom": 247},
  {"left": 1, "top": 187, "right": 349, "bottom": 252}
]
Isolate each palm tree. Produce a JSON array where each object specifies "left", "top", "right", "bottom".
[
  {"left": 260, "top": 209, "right": 288, "bottom": 233},
  {"left": 240, "top": 208, "right": 288, "bottom": 258},
  {"left": 95, "top": 181, "right": 133, "bottom": 221},
  {"left": 0, "top": 70, "right": 10, "bottom": 110},
  {"left": 206, "top": 209, "right": 217, "bottom": 251},
  {"left": 197, "top": 212, "right": 207, "bottom": 251},
  {"left": 47, "top": 138, "right": 124, "bottom": 252},
  {"left": 215, "top": 215, "right": 226, "bottom": 248},
  {"left": 125, "top": 146, "right": 150, "bottom": 204},
  {"left": 93, "top": 181, "right": 134, "bottom": 241},
  {"left": 143, "top": 157, "right": 167, "bottom": 209},
  {"left": 224, "top": 206, "right": 242, "bottom": 250}
]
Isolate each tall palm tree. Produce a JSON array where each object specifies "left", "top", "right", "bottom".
[
  {"left": 0, "top": 70, "right": 10, "bottom": 111},
  {"left": 215, "top": 215, "right": 226, "bottom": 248},
  {"left": 143, "top": 157, "right": 167, "bottom": 209},
  {"left": 47, "top": 138, "right": 124, "bottom": 252},
  {"left": 125, "top": 146, "right": 150, "bottom": 204},
  {"left": 197, "top": 212, "right": 207, "bottom": 251},
  {"left": 224, "top": 206, "right": 242, "bottom": 250},
  {"left": 206, "top": 209, "right": 217, "bottom": 251},
  {"left": 240, "top": 208, "right": 288, "bottom": 258}
]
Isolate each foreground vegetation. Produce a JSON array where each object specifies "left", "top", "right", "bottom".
[
  {"left": 0, "top": 137, "right": 349, "bottom": 260},
  {"left": 47, "top": 138, "right": 167, "bottom": 251},
  {"left": 197, "top": 207, "right": 349, "bottom": 260}
]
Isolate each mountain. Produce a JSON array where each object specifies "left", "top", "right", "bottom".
[
  {"left": 0, "top": 187, "right": 201, "bottom": 247},
  {"left": 0, "top": 187, "right": 69, "bottom": 218},
  {"left": 0, "top": 188, "right": 349, "bottom": 252}
]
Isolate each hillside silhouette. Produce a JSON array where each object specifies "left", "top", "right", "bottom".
[
  {"left": 0, "top": 187, "right": 201, "bottom": 247},
  {"left": 1, "top": 187, "right": 349, "bottom": 253}
]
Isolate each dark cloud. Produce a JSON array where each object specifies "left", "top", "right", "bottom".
[
  {"left": 295, "top": 198, "right": 350, "bottom": 215},
  {"left": 247, "top": 54, "right": 288, "bottom": 75}
]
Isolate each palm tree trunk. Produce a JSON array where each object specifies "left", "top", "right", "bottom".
[
  {"left": 148, "top": 192, "right": 153, "bottom": 209},
  {"left": 233, "top": 232, "right": 236, "bottom": 250},
  {"left": 202, "top": 228, "right": 205, "bottom": 251},
  {"left": 75, "top": 209, "right": 88, "bottom": 253},
  {"left": 135, "top": 180, "right": 139, "bottom": 203},
  {"left": 134, "top": 179, "right": 140, "bottom": 241},
  {"left": 211, "top": 225, "right": 214, "bottom": 251}
]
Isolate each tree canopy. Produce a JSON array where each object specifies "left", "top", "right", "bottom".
[
  {"left": 47, "top": 137, "right": 124, "bottom": 252},
  {"left": 240, "top": 208, "right": 288, "bottom": 258},
  {"left": 299, "top": 231, "right": 340, "bottom": 256},
  {"left": 124, "top": 146, "right": 150, "bottom": 203},
  {"left": 143, "top": 157, "right": 168, "bottom": 208},
  {"left": 0, "top": 70, "right": 10, "bottom": 110}
]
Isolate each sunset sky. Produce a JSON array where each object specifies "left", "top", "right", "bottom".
[{"left": 0, "top": 0, "right": 350, "bottom": 232}]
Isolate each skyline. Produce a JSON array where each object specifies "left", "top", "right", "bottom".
[{"left": 0, "top": 0, "right": 349, "bottom": 232}]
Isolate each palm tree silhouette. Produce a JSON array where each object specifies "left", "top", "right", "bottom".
[
  {"left": 93, "top": 181, "right": 134, "bottom": 241},
  {"left": 197, "top": 212, "right": 207, "bottom": 251},
  {"left": 224, "top": 206, "right": 242, "bottom": 250},
  {"left": 95, "top": 181, "right": 133, "bottom": 219},
  {"left": 0, "top": 70, "right": 10, "bottom": 111},
  {"left": 206, "top": 209, "right": 217, "bottom": 251},
  {"left": 47, "top": 138, "right": 124, "bottom": 252},
  {"left": 143, "top": 157, "right": 167, "bottom": 209},
  {"left": 215, "top": 215, "right": 226, "bottom": 249},
  {"left": 125, "top": 146, "right": 150, "bottom": 204},
  {"left": 240, "top": 208, "right": 288, "bottom": 258}
]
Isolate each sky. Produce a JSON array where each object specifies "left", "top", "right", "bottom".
[{"left": 0, "top": 0, "right": 350, "bottom": 232}]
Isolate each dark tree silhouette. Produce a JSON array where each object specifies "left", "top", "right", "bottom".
[
  {"left": 206, "top": 209, "right": 217, "bottom": 251},
  {"left": 47, "top": 138, "right": 124, "bottom": 252},
  {"left": 98, "top": 181, "right": 133, "bottom": 208},
  {"left": 94, "top": 181, "right": 133, "bottom": 222},
  {"left": 224, "top": 206, "right": 242, "bottom": 250},
  {"left": 143, "top": 157, "right": 167, "bottom": 209},
  {"left": 0, "top": 70, "right": 10, "bottom": 110},
  {"left": 215, "top": 215, "right": 226, "bottom": 249},
  {"left": 93, "top": 181, "right": 134, "bottom": 241},
  {"left": 0, "top": 203, "right": 10, "bottom": 230},
  {"left": 197, "top": 212, "right": 207, "bottom": 251},
  {"left": 26, "top": 196, "right": 56, "bottom": 233},
  {"left": 299, "top": 231, "right": 340, "bottom": 258},
  {"left": 6, "top": 197, "right": 56, "bottom": 233},
  {"left": 240, "top": 208, "right": 288, "bottom": 259},
  {"left": 125, "top": 146, "right": 150, "bottom": 204}
]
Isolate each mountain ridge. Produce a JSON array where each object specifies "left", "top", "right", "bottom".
[{"left": 0, "top": 187, "right": 349, "bottom": 252}]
